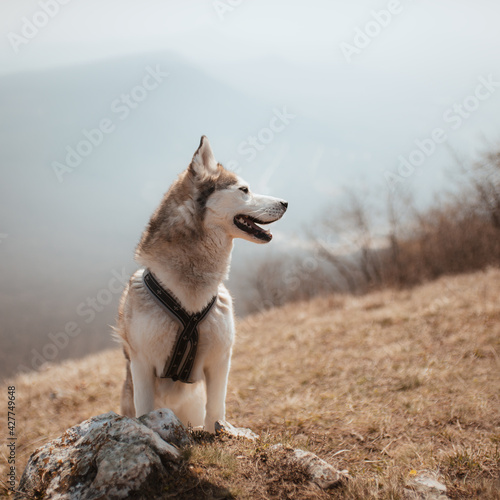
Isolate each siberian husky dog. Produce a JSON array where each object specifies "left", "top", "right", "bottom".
[{"left": 115, "top": 136, "right": 287, "bottom": 432}]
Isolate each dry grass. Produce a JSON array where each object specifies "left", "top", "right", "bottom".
[{"left": 2, "top": 268, "right": 500, "bottom": 498}]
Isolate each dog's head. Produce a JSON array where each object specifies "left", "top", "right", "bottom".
[
  {"left": 188, "top": 136, "right": 288, "bottom": 244},
  {"left": 137, "top": 137, "right": 288, "bottom": 258}
]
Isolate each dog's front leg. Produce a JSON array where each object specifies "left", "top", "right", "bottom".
[
  {"left": 130, "top": 357, "right": 155, "bottom": 417},
  {"left": 204, "top": 355, "right": 230, "bottom": 433}
]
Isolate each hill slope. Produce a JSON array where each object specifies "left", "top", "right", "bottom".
[{"left": 2, "top": 269, "right": 500, "bottom": 498}]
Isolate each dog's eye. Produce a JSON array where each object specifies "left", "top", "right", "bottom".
[{"left": 239, "top": 187, "right": 249, "bottom": 194}]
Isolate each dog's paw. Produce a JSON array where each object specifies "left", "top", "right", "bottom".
[{"left": 214, "top": 420, "right": 259, "bottom": 441}]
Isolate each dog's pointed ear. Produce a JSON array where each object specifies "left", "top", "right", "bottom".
[{"left": 189, "top": 136, "right": 219, "bottom": 177}]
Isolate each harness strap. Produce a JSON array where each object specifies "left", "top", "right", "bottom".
[{"left": 142, "top": 269, "right": 217, "bottom": 383}]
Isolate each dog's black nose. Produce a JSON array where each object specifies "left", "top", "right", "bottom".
[{"left": 281, "top": 201, "right": 288, "bottom": 209}]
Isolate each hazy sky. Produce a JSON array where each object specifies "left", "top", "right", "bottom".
[
  {"left": 2, "top": 0, "right": 500, "bottom": 217},
  {"left": 2, "top": 1, "right": 500, "bottom": 75}
]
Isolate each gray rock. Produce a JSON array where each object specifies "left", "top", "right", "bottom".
[
  {"left": 139, "top": 408, "right": 193, "bottom": 448},
  {"left": 215, "top": 419, "right": 259, "bottom": 440},
  {"left": 17, "top": 410, "right": 189, "bottom": 500},
  {"left": 271, "top": 444, "right": 348, "bottom": 489},
  {"left": 404, "top": 472, "right": 449, "bottom": 500},
  {"left": 291, "top": 448, "right": 347, "bottom": 489}
]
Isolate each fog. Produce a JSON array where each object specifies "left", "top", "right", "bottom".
[{"left": 1, "top": 0, "right": 500, "bottom": 378}]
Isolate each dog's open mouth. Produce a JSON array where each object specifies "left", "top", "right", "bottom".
[{"left": 234, "top": 215, "right": 273, "bottom": 242}]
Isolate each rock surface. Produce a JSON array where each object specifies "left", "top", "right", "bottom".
[
  {"left": 404, "top": 472, "right": 449, "bottom": 500},
  {"left": 139, "top": 408, "right": 192, "bottom": 448},
  {"left": 271, "top": 444, "right": 348, "bottom": 489},
  {"left": 215, "top": 419, "right": 260, "bottom": 440},
  {"left": 17, "top": 410, "right": 188, "bottom": 500}
]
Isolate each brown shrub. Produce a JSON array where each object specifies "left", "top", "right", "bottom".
[{"left": 245, "top": 146, "right": 500, "bottom": 311}]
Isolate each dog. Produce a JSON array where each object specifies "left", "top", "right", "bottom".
[{"left": 115, "top": 136, "right": 287, "bottom": 432}]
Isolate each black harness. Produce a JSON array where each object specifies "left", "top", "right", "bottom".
[{"left": 142, "top": 269, "right": 217, "bottom": 383}]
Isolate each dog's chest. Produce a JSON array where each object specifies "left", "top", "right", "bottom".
[{"left": 142, "top": 301, "right": 234, "bottom": 378}]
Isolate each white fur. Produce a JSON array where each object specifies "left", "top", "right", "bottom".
[
  {"left": 207, "top": 187, "right": 287, "bottom": 241},
  {"left": 127, "top": 271, "right": 234, "bottom": 430}
]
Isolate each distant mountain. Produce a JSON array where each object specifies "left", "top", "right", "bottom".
[{"left": 0, "top": 52, "right": 342, "bottom": 379}]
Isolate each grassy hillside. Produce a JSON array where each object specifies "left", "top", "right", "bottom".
[{"left": 1, "top": 269, "right": 500, "bottom": 498}]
